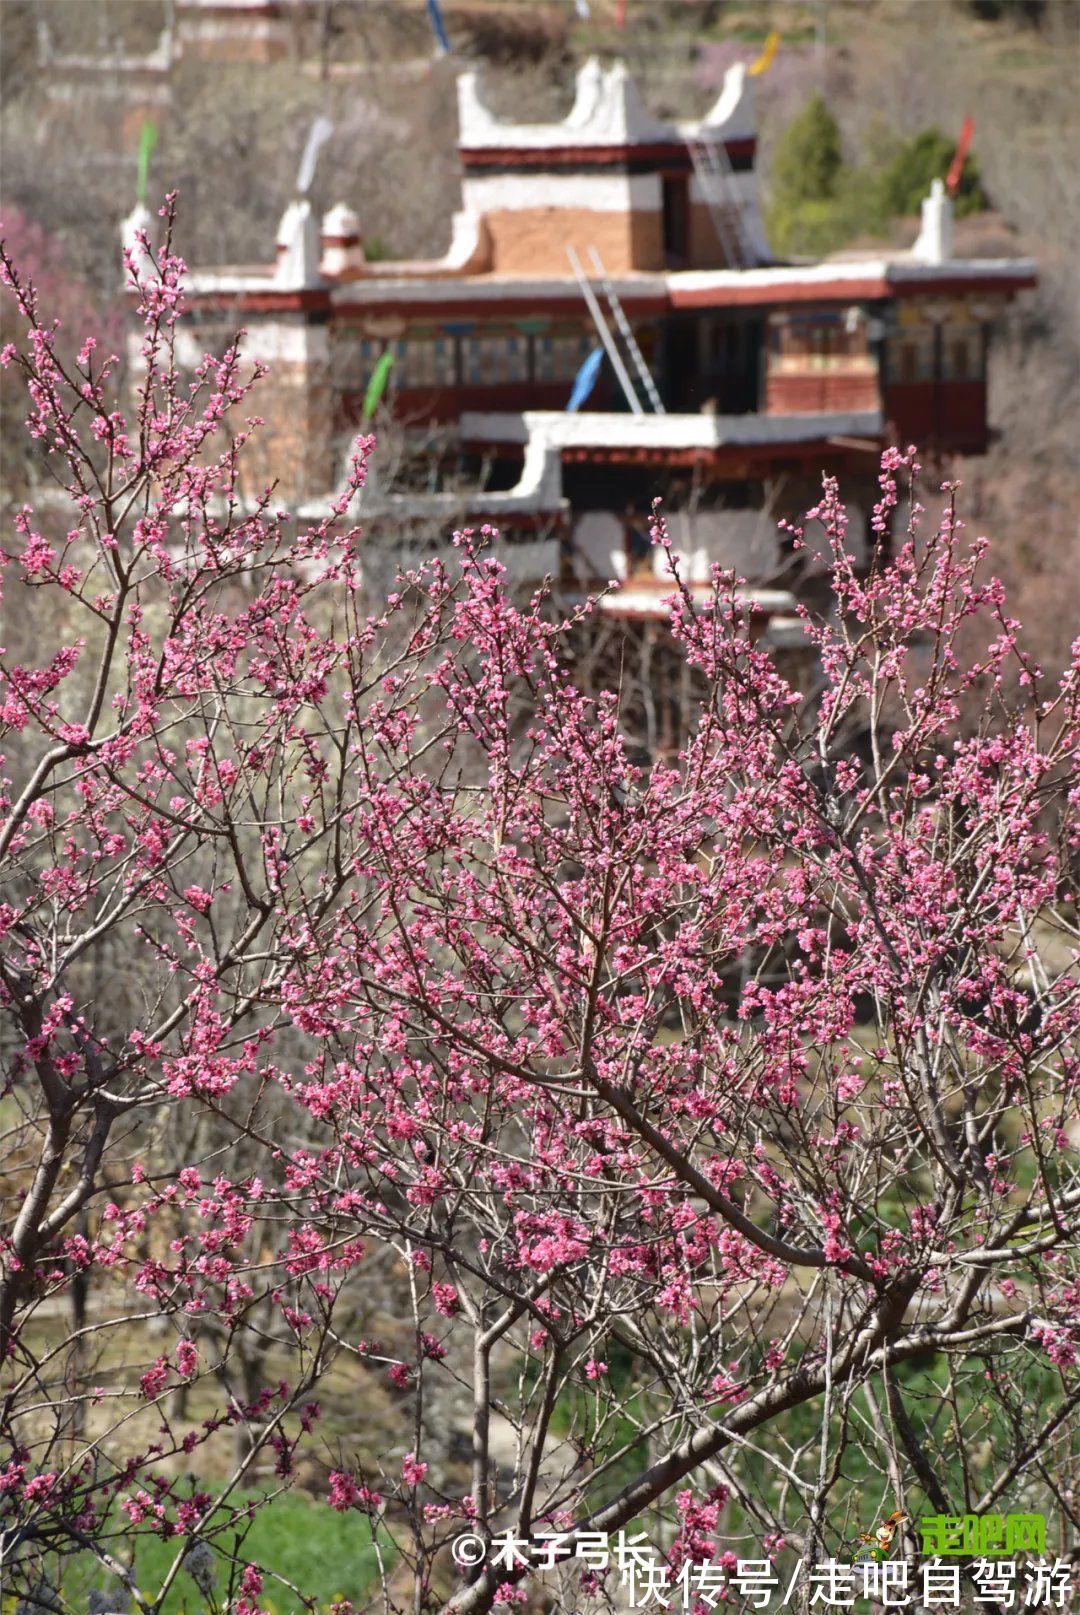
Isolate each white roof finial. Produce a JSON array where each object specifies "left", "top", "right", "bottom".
[
  {"left": 274, "top": 198, "right": 321, "bottom": 288},
  {"left": 120, "top": 202, "right": 155, "bottom": 285},
  {"left": 913, "top": 177, "right": 954, "bottom": 264}
]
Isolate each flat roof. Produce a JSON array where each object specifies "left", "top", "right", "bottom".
[
  {"left": 594, "top": 582, "right": 802, "bottom": 627},
  {"left": 460, "top": 409, "right": 885, "bottom": 452},
  {"left": 183, "top": 255, "right": 1036, "bottom": 317}
]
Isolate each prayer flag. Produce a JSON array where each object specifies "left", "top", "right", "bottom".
[
  {"left": 362, "top": 350, "right": 396, "bottom": 421},
  {"left": 566, "top": 347, "right": 604, "bottom": 413}
]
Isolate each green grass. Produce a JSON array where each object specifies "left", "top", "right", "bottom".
[{"left": 58, "top": 1492, "right": 391, "bottom": 1615}]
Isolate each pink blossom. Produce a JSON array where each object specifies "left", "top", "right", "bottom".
[
  {"left": 431, "top": 1281, "right": 460, "bottom": 1316},
  {"left": 175, "top": 1339, "right": 198, "bottom": 1377},
  {"left": 328, "top": 1471, "right": 358, "bottom": 1511},
  {"left": 139, "top": 1357, "right": 169, "bottom": 1400}
]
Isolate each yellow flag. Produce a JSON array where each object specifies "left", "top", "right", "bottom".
[{"left": 748, "top": 29, "right": 780, "bottom": 77}]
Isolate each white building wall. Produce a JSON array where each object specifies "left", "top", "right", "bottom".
[{"left": 461, "top": 171, "right": 661, "bottom": 215}]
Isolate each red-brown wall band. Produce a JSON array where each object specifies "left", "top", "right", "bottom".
[{"left": 883, "top": 380, "right": 988, "bottom": 454}]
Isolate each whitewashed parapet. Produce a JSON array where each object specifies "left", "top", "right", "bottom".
[{"left": 457, "top": 58, "right": 754, "bottom": 154}]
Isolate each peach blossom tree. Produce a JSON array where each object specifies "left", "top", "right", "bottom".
[{"left": 2, "top": 206, "right": 1078, "bottom": 1615}]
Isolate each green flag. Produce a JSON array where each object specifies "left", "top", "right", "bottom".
[
  {"left": 137, "top": 120, "right": 158, "bottom": 204},
  {"left": 362, "top": 349, "right": 396, "bottom": 421}
]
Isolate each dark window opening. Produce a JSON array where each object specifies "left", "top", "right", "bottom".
[
  {"left": 950, "top": 338, "right": 971, "bottom": 380},
  {"left": 661, "top": 315, "right": 761, "bottom": 414},
  {"left": 662, "top": 174, "right": 689, "bottom": 267}
]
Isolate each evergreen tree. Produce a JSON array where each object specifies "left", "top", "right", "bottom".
[
  {"left": 769, "top": 92, "right": 844, "bottom": 211},
  {"left": 766, "top": 93, "right": 849, "bottom": 257},
  {"left": 880, "top": 127, "right": 989, "bottom": 218}
]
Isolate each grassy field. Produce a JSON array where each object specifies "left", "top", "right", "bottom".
[{"left": 52, "top": 1493, "right": 390, "bottom": 1615}]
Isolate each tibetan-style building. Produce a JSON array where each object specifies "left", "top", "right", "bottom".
[{"left": 140, "top": 55, "right": 1035, "bottom": 597}]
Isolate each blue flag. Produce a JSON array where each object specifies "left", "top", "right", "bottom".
[
  {"left": 566, "top": 347, "right": 603, "bottom": 412},
  {"left": 426, "top": 0, "right": 451, "bottom": 53}
]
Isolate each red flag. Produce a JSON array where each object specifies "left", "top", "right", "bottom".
[
  {"left": 614, "top": 0, "right": 627, "bottom": 26},
  {"left": 946, "top": 116, "right": 974, "bottom": 196}
]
